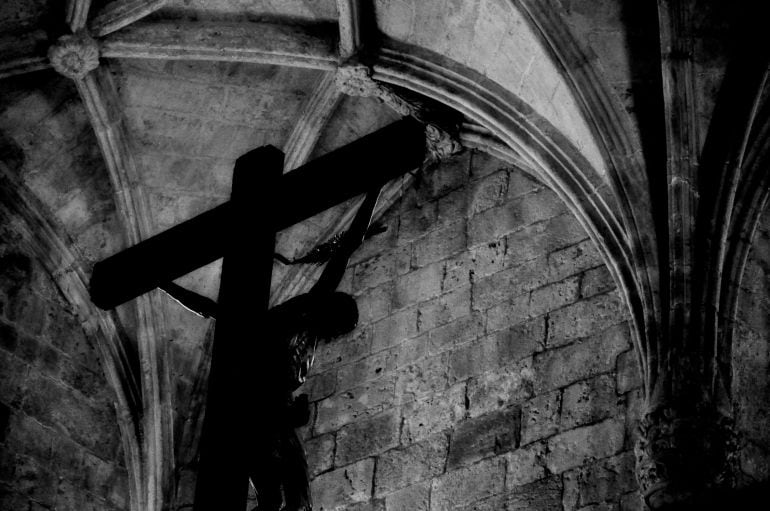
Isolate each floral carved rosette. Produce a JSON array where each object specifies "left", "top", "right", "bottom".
[{"left": 48, "top": 33, "right": 100, "bottom": 80}]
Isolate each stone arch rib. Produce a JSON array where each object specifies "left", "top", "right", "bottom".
[
  {"left": 511, "top": 0, "right": 661, "bottom": 393},
  {"left": 716, "top": 87, "right": 770, "bottom": 397},
  {"left": 371, "top": 40, "right": 651, "bottom": 392}
]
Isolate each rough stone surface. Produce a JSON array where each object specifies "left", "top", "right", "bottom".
[
  {"left": 305, "top": 154, "right": 639, "bottom": 510},
  {"left": 0, "top": 230, "right": 126, "bottom": 510},
  {"left": 311, "top": 458, "right": 375, "bottom": 510}
]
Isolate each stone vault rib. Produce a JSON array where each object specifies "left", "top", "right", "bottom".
[
  {"left": 514, "top": 0, "right": 659, "bottom": 392},
  {"left": 90, "top": 0, "right": 170, "bottom": 37},
  {"left": 66, "top": 0, "right": 93, "bottom": 32},
  {"left": 100, "top": 20, "right": 339, "bottom": 71},
  {"left": 48, "top": 29, "right": 174, "bottom": 511},
  {"left": 283, "top": 72, "right": 343, "bottom": 172}
]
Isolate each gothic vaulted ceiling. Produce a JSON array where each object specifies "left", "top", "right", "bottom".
[{"left": 1, "top": 0, "right": 769, "bottom": 510}]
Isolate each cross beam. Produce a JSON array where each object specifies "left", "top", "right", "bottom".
[
  {"left": 89, "top": 117, "right": 425, "bottom": 309},
  {"left": 193, "top": 145, "right": 282, "bottom": 511}
]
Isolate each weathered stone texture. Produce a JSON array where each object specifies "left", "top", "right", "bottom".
[
  {"left": 0, "top": 239, "right": 126, "bottom": 510},
  {"left": 311, "top": 458, "right": 375, "bottom": 510},
  {"left": 305, "top": 153, "right": 638, "bottom": 510}
]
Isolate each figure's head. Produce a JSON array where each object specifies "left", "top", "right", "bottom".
[{"left": 310, "top": 292, "right": 359, "bottom": 339}]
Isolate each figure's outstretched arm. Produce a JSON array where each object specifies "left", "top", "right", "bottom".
[
  {"left": 160, "top": 282, "right": 218, "bottom": 318},
  {"left": 311, "top": 186, "right": 383, "bottom": 295}
]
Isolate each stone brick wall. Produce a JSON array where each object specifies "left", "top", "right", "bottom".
[
  {"left": 0, "top": 221, "right": 128, "bottom": 509},
  {"left": 300, "top": 151, "right": 642, "bottom": 511}
]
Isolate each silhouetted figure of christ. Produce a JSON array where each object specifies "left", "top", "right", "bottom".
[{"left": 161, "top": 189, "right": 382, "bottom": 511}]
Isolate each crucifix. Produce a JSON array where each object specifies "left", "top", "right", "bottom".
[{"left": 89, "top": 118, "right": 427, "bottom": 510}]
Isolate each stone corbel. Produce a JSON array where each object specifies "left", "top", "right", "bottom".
[
  {"left": 336, "top": 63, "right": 463, "bottom": 162},
  {"left": 48, "top": 32, "right": 100, "bottom": 80},
  {"left": 634, "top": 405, "right": 740, "bottom": 509}
]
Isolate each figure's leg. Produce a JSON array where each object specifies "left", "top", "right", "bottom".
[
  {"left": 280, "top": 427, "right": 312, "bottom": 511},
  {"left": 249, "top": 435, "right": 284, "bottom": 511}
]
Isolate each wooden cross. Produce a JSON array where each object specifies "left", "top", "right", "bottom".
[{"left": 88, "top": 118, "right": 425, "bottom": 510}]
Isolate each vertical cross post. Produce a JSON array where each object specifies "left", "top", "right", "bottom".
[{"left": 193, "top": 146, "right": 284, "bottom": 510}]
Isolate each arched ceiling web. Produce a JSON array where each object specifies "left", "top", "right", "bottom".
[{"left": 375, "top": 0, "right": 607, "bottom": 177}]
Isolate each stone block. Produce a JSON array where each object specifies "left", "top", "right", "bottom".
[
  {"left": 528, "top": 277, "right": 580, "bottom": 317},
  {"left": 0, "top": 350, "right": 28, "bottom": 408},
  {"left": 496, "top": 317, "right": 546, "bottom": 364},
  {"left": 392, "top": 334, "right": 429, "bottom": 369},
  {"left": 305, "top": 433, "right": 335, "bottom": 477},
  {"left": 505, "top": 476, "right": 563, "bottom": 511},
  {"left": 392, "top": 263, "right": 443, "bottom": 310},
  {"left": 577, "top": 503, "right": 619, "bottom": 511},
  {"left": 82, "top": 451, "right": 115, "bottom": 498},
  {"left": 576, "top": 452, "right": 636, "bottom": 507},
  {"left": 447, "top": 406, "right": 521, "bottom": 469},
  {"left": 417, "top": 286, "right": 471, "bottom": 333},
  {"left": 429, "top": 457, "right": 505, "bottom": 511},
  {"left": 470, "top": 150, "right": 506, "bottom": 180},
  {"left": 533, "top": 323, "right": 631, "bottom": 394},
  {"left": 375, "top": 434, "right": 448, "bottom": 496},
  {"left": 545, "top": 418, "right": 625, "bottom": 474},
  {"left": 302, "top": 371, "right": 337, "bottom": 402},
  {"left": 469, "top": 170, "right": 508, "bottom": 216},
  {"left": 428, "top": 313, "right": 484, "bottom": 356},
  {"left": 338, "top": 350, "right": 396, "bottom": 393},
  {"left": 4, "top": 412, "right": 53, "bottom": 462},
  {"left": 356, "top": 283, "right": 393, "bottom": 325},
  {"left": 384, "top": 481, "right": 430, "bottom": 511},
  {"left": 353, "top": 253, "right": 396, "bottom": 292},
  {"left": 507, "top": 170, "right": 543, "bottom": 199},
  {"left": 425, "top": 151, "right": 470, "bottom": 198},
  {"left": 615, "top": 350, "right": 642, "bottom": 395},
  {"left": 396, "top": 353, "right": 449, "bottom": 401},
  {"left": 437, "top": 188, "right": 469, "bottom": 226},
  {"left": 342, "top": 499, "right": 386, "bottom": 511},
  {"left": 548, "top": 239, "right": 603, "bottom": 282},
  {"left": 21, "top": 370, "right": 118, "bottom": 460},
  {"left": 468, "top": 190, "right": 563, "bottom": 247},
  {"left": 0, "top": 318, "right": 18, "bottom": 352},
  {"left": 412, "top": 220, "right": 467, "bottom": 268},
  {"left": 448, "top": 335, "right": 498, "bottom": 384},
  {"left": 16, "top": 332, "right": 41, "bottom": 364},
  {"left": 467, "top": 358, "right": 535, "bottom": 418},
  {"left": 504, "top": 214, "right": 586, "bottom": 266},
  {"left": 472, "top": 258, "right": 547, "bottom": 311},
  {"left": 373, "top": 309, "right": 419, "bottom": 352},
  {"left": 546, "top": 292, "right": 627, "bottom": 348},
  {"left": 315, "top": 376, "right": 396, "bottom": 434},
  {"left": 521, "top": 390, "right": 561, "bottom": 445},
  {"left": 580, "top": 266, "right": 615, "bottom": 298},
  {"left": 60, "top": 361, "right": 103, "bottom": 400},
  {"left": 314, "top": 326, "right": 372, "bottom": 372},
  {"left": 560, "top": 374, "right": 618, "bottom": 430},
  {"left": 401, "top": 383, "right": 466, "bottom": 444},
  {"left": 469, "top": 240, "right": 507, "bottom": 278},
  {"left": 442, "top": 253, "right": 472, "bottom": 292},
  {"left": 11, "top": 454, "right": 56, "bottom": 506},
  {"left": 485, "top": 293, "right": 529, "bottom": 333},
  {"left": 620, "top": 491, "right": 644, "bottom": 511},
  {"left": 398, "top": 203, "right": 438, "bottom": 246},
  {"left": 336, "top": 410, "right": 400, "bottom": 466},
  {"left": 311, "top": 458, "right": 375, "bottom": 510},
  {"left": 505, "top": 442, "right": 547, "bottom": 487}
]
